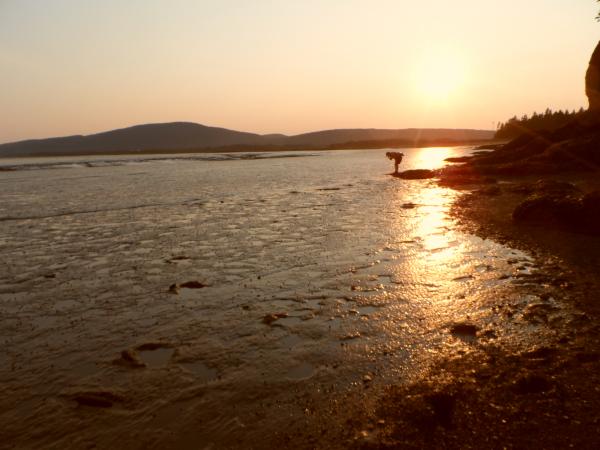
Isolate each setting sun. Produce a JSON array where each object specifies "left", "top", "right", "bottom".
[{"left": 413, "top": 48, "right": 469, "bottom": 104}]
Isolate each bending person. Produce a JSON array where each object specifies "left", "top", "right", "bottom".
[{"left": 386, "top": 152, "right": 404, "bottom": 174}]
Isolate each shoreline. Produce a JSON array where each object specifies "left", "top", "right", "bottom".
[
  {"left": 342, "top": 172, "right": 600, "bottom": 449},
  {"left": 0, "top": 140, "right": 500, "bottom": 160}
]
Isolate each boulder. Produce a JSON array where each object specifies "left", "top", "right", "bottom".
[
  {"left": 513, "top": 189, "right": 600, "bottom": 235},
  {"left": 512, "top": 195, "right": 582, "bottom": 226},
  {"left": 532, "top": 180, "right": 580, "bottom": 196},
  {"left": 582, "top": 190, "right": 600, "bottom": 229}
]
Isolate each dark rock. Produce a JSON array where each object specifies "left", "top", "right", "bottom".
[
  {"left": 474, "top": 144, "right": 503, "bottom": 151},
  {"left": 444, "top": 156, "right": 471, "bottom": 163},
  {"left": 114, "top": 349, "right": 145, "bottom": 368},
  {"left": 425, "top": 392, "right": 456, "bottom": 427},
  {"left": 508, "top": 183, "right": 535, "bottom": 195},
  {"left": 450, "top": 322, "right": 479, "bottom": 337},
  {"left": 136, "top": 342, "right": 171, "bottom": 351},
  {"left": 533, "top": 180, "right": 580, "bottom": 196},
  {"left": 439, "top": 174, "right": 497, "bottom": 187},
  {"left": 73, "top": 391, "right": 124, "bottom": 408},
  {"left": 582, "top": 190, "right": 600, "bottom": 228},
  {"left": 586, "top": 40, "right": 600, "bottom": 112},
  {"left": 522, "top": 346, "right": 557, "bottom": 360},
  {"left": 476, "top": 186, "right": 501, "bottom": 196},
  {"left": 512, "top": 188, "right": 600, "bottom": 235},
  {"left": 575, "top": 352, "right": 600, "bottom": 363},
  {"left": 513, "top": 373, "right": 551, "bottom": 394},
  {"left": 522, "top": 303, "right": 559, "bottom": 323},
  {"left": 512, "top": 195, "right": 582, "bottom": 226},
  {"left": 262, "top": 312, "right": 288, "bottom": 325},
  {"left": 396, "top": 169, "right": 436, "bottom": 180},
  {"left": 169, "top": 255, "right": 191, "bottom": 261},
  {"left": 401, "top": 202, "right": 417, "bottom": 209},
  {"left": 179, "top": 281, "right": 206, "bottom": 289}
]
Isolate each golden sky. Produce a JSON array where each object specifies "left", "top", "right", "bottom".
[{"left": 0, "top": 0, "right": 598, "bottom": 143}]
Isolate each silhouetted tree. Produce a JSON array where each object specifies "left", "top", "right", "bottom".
[{"left": 495, "top": 108, "right": 585, "bottom": 139}]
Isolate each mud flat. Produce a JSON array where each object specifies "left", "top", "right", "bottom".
[{"left": 1, "top": 148, "right": 597, "bottom": 449}]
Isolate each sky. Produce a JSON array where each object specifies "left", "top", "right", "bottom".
[{"left": 0, "top": 0, "right": 599, "bottom": 143}]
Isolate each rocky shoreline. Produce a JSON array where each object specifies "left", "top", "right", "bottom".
[{"left": 351, "top": 127, "right": 600, "bottom": 448}]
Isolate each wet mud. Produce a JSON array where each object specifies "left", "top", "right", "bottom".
[{"left": 0, "top": 148, "right": 587, "bottom": 449}]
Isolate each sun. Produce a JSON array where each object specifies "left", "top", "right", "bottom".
[{"left": 412, "top": 48, "right": 468, "bottom": 104}]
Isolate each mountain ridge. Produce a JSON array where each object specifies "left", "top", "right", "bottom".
[{"left": 0, "top": 122, "right": 495, "bottom": 157}]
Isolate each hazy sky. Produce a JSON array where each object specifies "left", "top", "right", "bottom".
[{"left": 1, "top": 0, "right": 598, "bottom": 143}]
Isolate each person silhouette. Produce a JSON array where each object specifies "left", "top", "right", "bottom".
[{"left": 386, "top": 152, "right": 404, "bottom": 174}]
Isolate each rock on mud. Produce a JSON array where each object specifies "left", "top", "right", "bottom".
[
  {"left": 179, "top": 281, "right": 207, "bottom": 289},
  {"left": 262, "top": 312, "right": 288, "bottom": 325},
  {"left": 169, "top": 280, "right": 208, "bottom": 294},
  {"left": 113, "top": 349, "right": 145, "bottom": 368},
  {"left": 513, "top": 373, "right": 552, "bottom": 394},
  {"left": 450, "top": 322, "right": 479, "bottom": 337},
  {"left": 136, "top": 342, "right": 172, "bottom": 351},
  {"left": 72, "top": 391, "right": 125, "bottom": 408},
  {"left": 395, "top": 169, "right": 436, "bottom": 180},
  {"left": 512, "top": 188, "right": 600, "bottom": 235}
]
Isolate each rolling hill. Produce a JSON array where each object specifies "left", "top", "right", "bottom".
[{"left": 0, "top": 122, "right": 495, "bottom": 157}]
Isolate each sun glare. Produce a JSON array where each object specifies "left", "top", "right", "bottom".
[
  {"left": 413, "top": 49, "right": 468, "bottom": 104},
  {"left": 412, "top": 147, "right": 454, "bottom": 170}
]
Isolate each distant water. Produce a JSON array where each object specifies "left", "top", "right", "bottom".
[
  {"left": 0, "top": 148, "right": 547, "bottom": 448},
  {"left": 0, "top": 151, "right": 316, "bottom": 172}
]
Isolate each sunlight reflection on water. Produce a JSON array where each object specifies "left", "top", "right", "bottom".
[{"left": 411, "top": 146, "right": 454, "bottom": 169}]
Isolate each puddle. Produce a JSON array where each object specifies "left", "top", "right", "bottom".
[
  {"left": 152, "top": 398, "right": 198, "bottom": 424},
  {"left": 73, "top": 360, "right": 100, "bottom": 377},
  {"left": 278, "top": 316, "right": 303, "bottom": 326},
  {"left": 357, "top": 306, "right": 379, "bottom": 315},
  {"left": 287, "top": 362, "right": 315, "bottom": 380},
  {"left": 279, "top": 334, "right": 303, "bottom": 349},
  {"left": 180, "top": 361, "right": 219, "bottom": 382},
  {"left": 138, "top": 348, "right": 174, "bottom": 368}
]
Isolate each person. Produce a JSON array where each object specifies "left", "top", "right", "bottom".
[{"left": 386, "top": 152, "right": 404, "bottom": 174}]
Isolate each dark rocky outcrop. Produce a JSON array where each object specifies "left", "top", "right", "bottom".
[
  {"left": 586, "top": 40, "right": 600, "bottom": 112},
  {"left": 512, "top": 189, "right": 600, "bottom": 235}
]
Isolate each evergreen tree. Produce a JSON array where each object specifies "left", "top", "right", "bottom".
[{"left": 495, "top": 108, "right": 585, "bottom": 139}]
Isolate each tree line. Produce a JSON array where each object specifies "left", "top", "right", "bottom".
[{"left": 495, "top": 108, "right": 586, "bottom": 139}]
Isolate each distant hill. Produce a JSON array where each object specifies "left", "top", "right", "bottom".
[
  {"left": 0, "top": 122, "right": 495, "bottom": 157},
  {"left": 284, "top": 128, "right": 494, "bottom": 147}
]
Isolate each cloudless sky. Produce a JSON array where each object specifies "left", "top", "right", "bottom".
[{"left": 0, "top": 0, "right": 598, "bottom": 143}]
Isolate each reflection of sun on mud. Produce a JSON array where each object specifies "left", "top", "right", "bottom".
[{"left": 414, "top": 185, "right": 461, "bottom": 269}]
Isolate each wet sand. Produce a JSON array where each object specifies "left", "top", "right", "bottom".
[
  {"left": 1, "top": 149, "right": 596, "bottom": 449},
  {"left": 344, "top": 175, "right": 600, "bottom": 449}
]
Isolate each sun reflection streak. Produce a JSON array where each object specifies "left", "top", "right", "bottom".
[
  {"left": 410, "top": 147, "right": 454, "bottom": 170},
  {"left": 403, "top": 183, "right": 463, "bottom": 281},
  {"left": 417, "top": 188, "right": 457, "bottom": 256}
]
